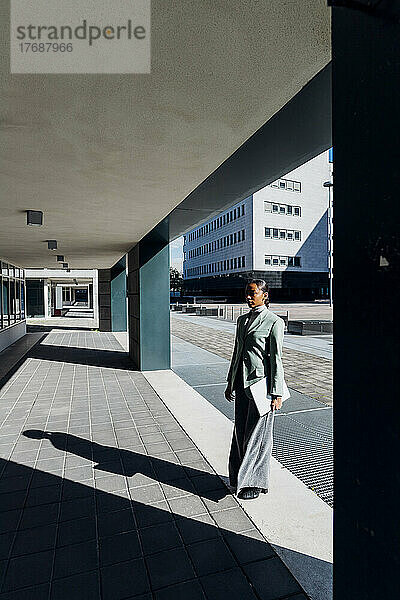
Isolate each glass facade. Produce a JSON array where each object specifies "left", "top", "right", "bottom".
[
  {"left": 25, "top": 279, "right": 44, "bottom": 318},
  {"left": 0, "top": 260, "right": 25, "bottom": 330}
]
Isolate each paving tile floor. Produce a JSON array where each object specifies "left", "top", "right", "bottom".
[{"left": 0, "top": 330, "right": 308, "bottom": 600}]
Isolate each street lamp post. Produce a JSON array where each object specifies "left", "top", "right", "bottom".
[{"left": 323, "top": 181, "right": 333, "bottom": 307}]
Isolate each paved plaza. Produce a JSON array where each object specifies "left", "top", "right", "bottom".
[
  {"left": 171, "top": 314, "right": 333, "bottom": 406},
  {"left": 0, "top": 330, "right": 308, "bottom": 600}
]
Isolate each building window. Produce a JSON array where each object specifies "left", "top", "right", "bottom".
[
  {"left": 287, "top": 231, "right": 293, "bottom": 240},
  {"left": 294, "top": 231, "right": 301, "bottom": 241},
  {"left": 272, "top": 257, "right": 279, "bottom": 265},
  {"left": 265, "top": 201, "right": 300, "bottom": 217},
  {"left": 271, "top": 177, "right": 301, "bottom": 192},
  {"left": 279, "top": 230, "right": 286, "bottom": 239},
  {"left": 265, "top": 256, "right": 271, "bottom": 265},
  {"left": 273, "top": 228, "right": 278, "bottom": 239},
  {"left": 242, "top": 256, "right": 245, "bottom": 267},
  {"left": 280, "top": 257, "right": 287, "bottom": 266},
  {"left": 294, "top": 256, "right": 301, "bottom": 267},
  {"left": 1, "top": 261, "right": 26, "bottom": 328},
  {"left": 241, "top": 204, "right": 245, "bottom": 216}
]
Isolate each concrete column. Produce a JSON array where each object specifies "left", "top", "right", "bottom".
[
  {"left": 98, "top": 269, "right": 111, "bottom": 331},
  {"left": 43, "top": 279, "right": 50, "bottom": 319},
  {"left": 92, "top": 271, "right": 99, "bottom": 327},
  {"left": 110, "top": 256, "right": 127, "bottom": 332},
  {"left": 127, "top": 220, "right": 170, "bottom": 370},
  {"left": 332, "top": 3, "right": 400, "bottom": 598}
]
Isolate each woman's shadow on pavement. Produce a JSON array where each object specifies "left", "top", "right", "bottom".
[{"left": 23, "top": 430, "right": 228, "bottom": 501}]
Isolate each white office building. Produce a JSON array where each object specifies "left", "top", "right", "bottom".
[{"left": 183, "top": 150, "right": 333, "bottom": 301}]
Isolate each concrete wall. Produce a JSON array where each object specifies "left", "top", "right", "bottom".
[{"left": 0, "top": 321, "right": 26, "bottom": 353}]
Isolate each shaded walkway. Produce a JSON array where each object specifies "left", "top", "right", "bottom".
[{"left": 0, "top": 330, "right": 307, "bottom": 599}]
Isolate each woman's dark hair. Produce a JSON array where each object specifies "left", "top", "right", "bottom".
[{"left": 247, "top": 279, "right": 270, "bottom": 307}]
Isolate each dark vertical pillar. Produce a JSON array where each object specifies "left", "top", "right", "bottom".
[
  {"left": 98, "top": 269, "right": 111, "bottom": 331},
  {"left": 127, "top": 219, "right": 170, "bottom": 371},
  {"left": 332, "top": 2, "right": 400, "bottom": 598},
  {"left": 89, "top": 283, "right": 93, "bottom": 310},
  {"left": 111, "top": 256, "right": 127, "bottom": 332}
]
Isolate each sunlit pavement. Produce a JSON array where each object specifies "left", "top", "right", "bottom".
[{"left": 0, "top": 329, "right": 308, "bottom": 600}]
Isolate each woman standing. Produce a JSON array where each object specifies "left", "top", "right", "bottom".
[{"left": 225, "top": 279, "right": 288, "bottom": 500}]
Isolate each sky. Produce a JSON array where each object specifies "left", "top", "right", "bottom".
[{"left": 169, "top": 236, "right": 184, "bottom": 272}]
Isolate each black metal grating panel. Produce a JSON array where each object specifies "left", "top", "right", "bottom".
[{"left": 273, "top": 410, "right": 334, "bottom": 507}]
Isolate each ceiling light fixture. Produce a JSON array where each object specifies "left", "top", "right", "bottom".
[{"left": 26, "top": 210, "right": 43, "bottom": 226}]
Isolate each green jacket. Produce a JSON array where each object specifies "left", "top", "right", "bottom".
[{"left": 227, "top": 308, "right": 285, "bottom": 396}]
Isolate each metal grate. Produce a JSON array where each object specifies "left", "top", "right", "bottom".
[{"left": 273, "top": 410, "right": 334, "bottom": 507}]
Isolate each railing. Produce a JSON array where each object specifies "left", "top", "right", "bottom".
[{"left": 170, "top": 303, "right": 289, "bottom": 327}]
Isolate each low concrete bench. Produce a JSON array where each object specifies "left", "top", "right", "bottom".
[
  {"left": 288, "top": 320, "right": 333, "bottom": 335},
  {"left": 181, "top": 306, "right": 197, "bottom": 313},
  {"left": 195, "top": 307, "right": 219, "bottom": 316}
]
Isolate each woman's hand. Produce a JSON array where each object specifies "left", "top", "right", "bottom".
[
  {"left": 271, "top": 396, "right": 282, "bottom": 411},
  {"left": 225, "top": 386, "right": 235, "bottom": 402}
]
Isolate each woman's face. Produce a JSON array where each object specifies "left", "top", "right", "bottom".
[{"left": 245, "top": 283, "right": 267, "bottom": 308}]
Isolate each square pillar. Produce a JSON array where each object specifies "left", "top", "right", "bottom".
[
  {"left": 43, "top": 279, "right": 50, "bottom": 319},
  {"left": 128, "top": 220, "right": 170, "bottom": 371},
  {"left": 332, "top": 2, "right": 400, "bottom": 598},
  {"left": 111, "top": 256, "right": 128, "bottom": 332},
  {"left": 98, "top": 269, "right": 111, "bottom": 331}
]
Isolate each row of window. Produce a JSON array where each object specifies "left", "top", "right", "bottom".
[
  {"left": 264, "top": 201, "right": 301, "bottom": 216},
  {"left": 265, "top": 255, "right": 302, "bottom": 267},
  {"left": 265, "top": 228, "right": 301, "bottom": 241},
  {"left": 2, "top": 263, "right": 25, "bottom": 279},
  {"left": 270, "top": 178, "right": 301, "bottom": 192},
  {"left": 186, "top": 204, "right": 246, "bottom": 242},
  {"left": 186, "top": 229, "right": 246, "bottom": 259},
  {"left": 186, "top": 256, "right": 246, "bottom": 277},
  {"left": 1, "top": 261, "right": 25, "bottom": 330}
]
